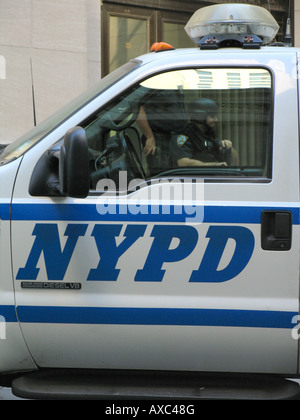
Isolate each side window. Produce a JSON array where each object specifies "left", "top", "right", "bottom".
[{"left": 84, "top": 67, "right": 272, "bottom": 191}]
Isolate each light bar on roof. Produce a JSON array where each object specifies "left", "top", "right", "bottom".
[{"left": 185, "top": 4, "right": 280, "bottom": 47}]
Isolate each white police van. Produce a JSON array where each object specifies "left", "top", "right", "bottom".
[{"left": 1, "top": 3, "right": 300, "bottom": 399}]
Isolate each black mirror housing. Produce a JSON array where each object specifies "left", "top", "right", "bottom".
[{"left": 59, "top": 127, "right": 90, "bottom": 198}]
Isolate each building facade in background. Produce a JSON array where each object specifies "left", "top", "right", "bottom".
[
  {"left": 0, "top": 0, "right": 295, "bottom": 143},
  {"left": 102, "top": 0, "right": 293, "bottom": 75}
]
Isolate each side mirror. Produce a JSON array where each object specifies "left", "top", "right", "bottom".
[{"left": 59, "top": 127, "right": 90, "bottom": 198}]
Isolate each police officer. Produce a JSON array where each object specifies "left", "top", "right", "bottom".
[{"left": 170, "top": 98, "right": 237, "bottom": 167}]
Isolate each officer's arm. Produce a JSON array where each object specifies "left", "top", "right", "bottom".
[
  {"left": 137, "top": 105, "right": 156, "bottom": 156},
  {"left": 177, "top": 157, "right": 227, "bottom": 167}
]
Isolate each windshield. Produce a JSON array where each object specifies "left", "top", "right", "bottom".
[{"left": 0, "top": 60, "right": 140, "bottom": 166}]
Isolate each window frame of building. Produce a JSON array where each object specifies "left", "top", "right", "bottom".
[
  {"left": 101, "top": 3, "right": 195, "bottom": 76},
  {"left": 101, "top": 4, "right": 156, "bottom": 76}
]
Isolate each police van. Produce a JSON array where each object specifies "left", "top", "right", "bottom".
[{"left": 1, "top": 3, "right": 300, "bottom": 399}]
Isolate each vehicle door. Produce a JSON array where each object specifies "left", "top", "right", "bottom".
[{"left": 12, "top": 51, "right": 300, "bottom": 374}]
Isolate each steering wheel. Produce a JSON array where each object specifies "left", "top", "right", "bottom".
[{"left": 90, "top": 130, "right": 146, "bottom": 189}]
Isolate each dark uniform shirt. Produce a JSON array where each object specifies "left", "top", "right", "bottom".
[
  {"left": 170, "top": 122, "right": 221, "bottom": 165},
  {"left": 141, "top": 89, "right": 187, "bottom": 174}
]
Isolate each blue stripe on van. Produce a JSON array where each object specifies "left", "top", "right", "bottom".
[
  {"left": 0, "top": 305, "right": 18, "bottom": 322},
  {"left": 7, "top": 203, "right": 300, "bottom": 224},
  {"left": 17, "top": 306, "right": 297, "bottom": 329},
  {"left": 0, "top": 204, "right": 10, "bottom": 220}
]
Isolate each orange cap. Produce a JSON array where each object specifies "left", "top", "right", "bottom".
[{"left": 150, "top": 42, "right": 175, "bottom": 52}]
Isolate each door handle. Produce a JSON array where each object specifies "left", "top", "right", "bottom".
[{"left": 261, "top": 211, "right": 292, "bottom": 251}]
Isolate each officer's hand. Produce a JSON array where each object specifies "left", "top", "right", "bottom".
[
  {"left": 144, "top": 136, "right": 156, "bottom": 157},
  {"left": 220, "top": 140, "right": 232, "bottom": 149}
]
